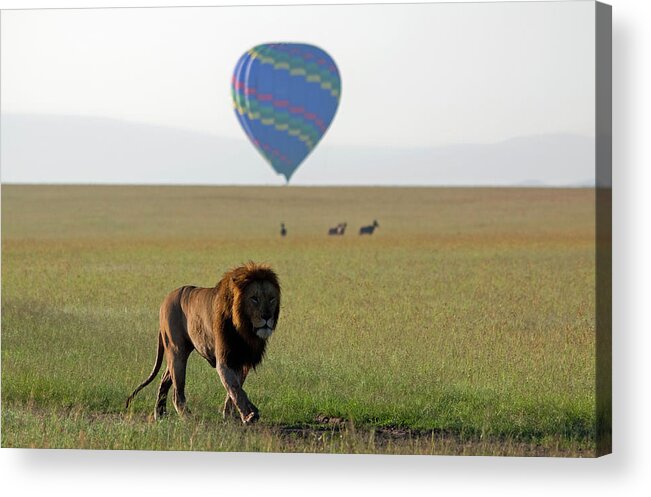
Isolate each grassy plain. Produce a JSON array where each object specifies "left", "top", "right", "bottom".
[{"left": 1, "top": 185, "right": 596, "bottom": 456}]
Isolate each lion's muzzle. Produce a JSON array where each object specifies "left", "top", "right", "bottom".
[{"left": 254, "top": 318, "right": 275, "bottom": 339}]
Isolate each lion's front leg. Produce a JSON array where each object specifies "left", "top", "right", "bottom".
[
  {"left": 223, "top": 367, "right": 256, "bottom": 420},
  {"left": 223, "top": 395, "right": 238, "bottom": 419},
  {"left": 216, "top": 362, "right": 259, "bottom": 424},
  {"left": 223, "top": 397, "right": 259, "bottom": 421}
]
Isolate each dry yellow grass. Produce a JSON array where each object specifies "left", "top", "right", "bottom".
[{"left": 1, "top": 185, "right": 596, "bottom": 455}]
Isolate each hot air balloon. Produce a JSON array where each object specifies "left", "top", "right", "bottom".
[{"left": 232, "top": 43, "right": 341, "bottom": 182}]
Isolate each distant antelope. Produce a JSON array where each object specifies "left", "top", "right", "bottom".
[
  {"left": 359, "top": 220, "right": 379, "bottom": 235},
  {"left": 280, "top": 223, "right": 287, "bottom": 237},
  {"left": 328, "top": 222, "right": 347, "bottom": 236}
]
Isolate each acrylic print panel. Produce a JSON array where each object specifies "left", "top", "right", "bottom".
[{"left": 0, "top": 1, "right": 611, "bottom": 457}]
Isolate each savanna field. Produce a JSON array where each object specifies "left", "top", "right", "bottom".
[{"left": 1, "top": 185, "right": 597, "bottom": 456}]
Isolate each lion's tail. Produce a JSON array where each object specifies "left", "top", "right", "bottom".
[{"left": 125, "top": 331, "right": 164, "bottom": 410}]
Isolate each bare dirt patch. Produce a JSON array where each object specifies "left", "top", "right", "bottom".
[{"left": 264, "top": 415, "right": 593, "bottom": 457}]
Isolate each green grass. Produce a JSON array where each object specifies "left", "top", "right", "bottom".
[{"left": 1, "top": 185, "right": 597, "bottom": 455}]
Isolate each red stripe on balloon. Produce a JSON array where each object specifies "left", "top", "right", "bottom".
[
  {"left": 251, "top": 138, "right": 292, "bottom": 166},
  {"left": 234, "top": 86, "right": 328, "bottom": 132},
  {"left": 233, "top": 80, "right": 258, "bottom": 96}
]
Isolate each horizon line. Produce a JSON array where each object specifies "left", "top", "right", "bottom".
[{"left": 1, "top": 182, "right": 596, "bottom": 189}]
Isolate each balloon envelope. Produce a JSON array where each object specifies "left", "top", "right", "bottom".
[{"left": 232, "top": 43, "right": 341, "bottom": 182}]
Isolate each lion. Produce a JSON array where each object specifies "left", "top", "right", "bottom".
[{"left": 125, "top": 262, "right": 281, "bottom": 424}]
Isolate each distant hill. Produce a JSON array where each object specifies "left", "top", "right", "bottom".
[
  {"left": 1, "top": 113, "right": 595, "bottom": 186},
  {"left": 0, "top": 113, "right": 275, "bottom": 185},
  {"left": 310, "top": 134, "right": 596, "bottom": 187}
]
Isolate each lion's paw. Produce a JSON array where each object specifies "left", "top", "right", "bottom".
[{"left": 243, "top": 411, "right": 260, "bottom": 425}]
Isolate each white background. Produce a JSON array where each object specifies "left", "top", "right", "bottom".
[{"left": 0, "top": 0, "right": 648, "bottom": 495}]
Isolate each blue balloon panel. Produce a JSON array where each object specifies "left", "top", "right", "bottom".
[{"left": 232, "top": 43, "right": 341, "bottom": 182}]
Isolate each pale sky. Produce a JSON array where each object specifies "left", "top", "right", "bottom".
[{"left": 0, "top": 2, "right": 597, "bottom": 185}]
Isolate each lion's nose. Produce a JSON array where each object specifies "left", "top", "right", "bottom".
[{"left": 262, "top": 314, "right": 272, "bottom": 321}]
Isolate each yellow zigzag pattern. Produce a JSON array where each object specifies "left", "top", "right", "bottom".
[
  {"left": 248, "top": 49, "right": 340, "bottom": 98},
  {"left": 233, "top": 101, "right": 316, "bottom": 149}
]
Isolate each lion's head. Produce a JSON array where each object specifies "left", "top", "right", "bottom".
[{"left": 227, "top": 262, "right": 281, "bottom": 340}]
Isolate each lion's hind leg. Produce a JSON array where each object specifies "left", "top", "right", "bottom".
[
  {"left": 169, "top": 349, "right": 192, "bottom": 418},
  {"left": 160, "top": 293, "right": 194, "bottom": 419},
  {"left": 154, "top": 368, "right": 173, "bottom": 420}
]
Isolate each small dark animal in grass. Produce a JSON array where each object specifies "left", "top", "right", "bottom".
[
  {"left": 328, "top": 222, "right": 347, "bottom": 235},
  {"left": 280, "top": 223, "right": 287, "bottom": 237},
  {"left": 125, "top": 262, "right": 281, "bottom": 424},
  {"left": 359, "top": 220, "right": 379, "bottom": 235}
]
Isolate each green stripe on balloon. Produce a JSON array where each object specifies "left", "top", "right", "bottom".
[{"left": 249, "top": 46, "right": 341, "bottom": 97}]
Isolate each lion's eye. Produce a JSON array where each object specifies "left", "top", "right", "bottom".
[{"left": 250, "top": 297, "right": 259, "bottom": 304}]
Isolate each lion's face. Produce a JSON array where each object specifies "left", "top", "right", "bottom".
[{"left": 241, "top": 280, "right": 280, "bottom": 339}]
